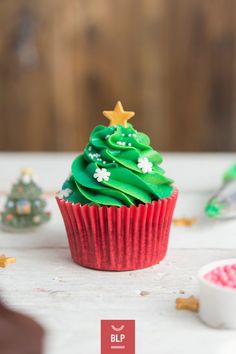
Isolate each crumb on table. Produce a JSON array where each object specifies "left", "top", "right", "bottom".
[
  {"left": 139, "top": 290, "right": 150, "bottom": 296},
  {"left": 176, "top": 296, "right": 199, "bottom": 312}
]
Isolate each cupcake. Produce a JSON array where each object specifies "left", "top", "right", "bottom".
[{"left": 57, "top": 101, "right": 177, "bottom": 271}]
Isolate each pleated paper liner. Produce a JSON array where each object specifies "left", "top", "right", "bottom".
[{"left": 57, "top": 188, "right": 178, "bottom": 271}]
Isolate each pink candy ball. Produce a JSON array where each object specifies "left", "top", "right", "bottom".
[{"left": 204, "top": 264, "right": 236, "bottom": 289}]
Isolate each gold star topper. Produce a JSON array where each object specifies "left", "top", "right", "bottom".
[
  {"left": 21, "top": 167, "right": 33, "bottom": 176},
  {"left": 0, "top": 255, "right": 16, "bottom": 268},
  {"left": 103, "top": 101, "right": 135, "bottom": 127}
]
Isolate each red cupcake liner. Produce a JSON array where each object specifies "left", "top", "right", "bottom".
[{"left": 56, "top": 188, "right": 178, "bottom": 271}]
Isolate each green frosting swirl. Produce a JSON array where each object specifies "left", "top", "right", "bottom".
[{"left": 60, "top": 124, "right": 174, "bottom": 207}]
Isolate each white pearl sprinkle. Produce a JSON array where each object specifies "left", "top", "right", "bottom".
[
  {"left": 103, "top": 161, "right": 106, "bottom": 164},
  {"left": 122, "top": 133, "right": 125, "bottom": 136},
  {"left": 89, "top": 152, "right": 102, "bottom": 159},
  {"left": 88, "top": 146, "right": 92, "bottom": 151},
  {"left": 128, "top": 133, "right": 132, "bottom": 137},
  {"left": 133, "top": 134, "right": 137, "bottom": 137},
  {"left": 122, "top": 142, "right": 126, "bottom": 146},
  {"left": 128, "top": 143, "right": 131, "bottom": 146}
]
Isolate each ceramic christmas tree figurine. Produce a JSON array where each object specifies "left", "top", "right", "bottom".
[{"left": 1, "top": 168, "right": 50, "bottom": 231}]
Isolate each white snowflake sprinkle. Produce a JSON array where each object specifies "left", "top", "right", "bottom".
[
  {"left": 88, "top": 146, "right": 92, "bottom": 151},
  {"left": 93, "top": 168, "right": 111, "bottom": 182},
  {"left": 133, "top": 133, "right": 137, "bottom": 137},
  {"left": 137, "top": 157, "right": 153, "bottom": 173},
  {"left": 117, "top": 141, "right": 123, "bottom": 145},
  {"left": 57, "top": 188, "right": 72, "bottom": 199}
]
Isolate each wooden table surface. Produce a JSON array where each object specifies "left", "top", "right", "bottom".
[{"left": 1, "top": 152, "right": 236, "bottom": 354}]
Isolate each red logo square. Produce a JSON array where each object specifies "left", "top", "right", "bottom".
[{"left": 101, "top": 320, "right": 135, "bottom": 354}]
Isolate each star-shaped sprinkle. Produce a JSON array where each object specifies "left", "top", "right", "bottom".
[
  {"left": 103, "top": 101, "right": 135, "bottom": 127},
  {"left": 173, "top": 217, "right": 197, "bottom": 227},
  {"left": 20, "top": 167, "right": 35, "bottom": 184},
  {"left": 21, "top": 167, "right": 33, "bottom": 176},
  {"left": 0, "top": 255, "right": 16, "bottom": 268}
]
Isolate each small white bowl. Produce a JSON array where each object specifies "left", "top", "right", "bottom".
[{"left": 198, "top": 259, "right": 236, "bottom": 329}]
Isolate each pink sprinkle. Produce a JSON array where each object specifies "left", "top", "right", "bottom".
[{"left": 204, "top": 264, "right": 236, "bottom": 289}]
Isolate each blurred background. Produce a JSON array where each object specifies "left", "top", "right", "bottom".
[{"left": 0, "top": 0, "right": 236, "bottom": 152}]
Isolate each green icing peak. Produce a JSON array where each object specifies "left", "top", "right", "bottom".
[
  {"left": 205, "top": 203, "right": 221, "bottom": 218},
  {"left": 60, "top": 123, "right": 174, "bottom": 207},
  {"left": 205, "top": 199, "right": 225, "bottom": 218},
  {"left": 223, "top": 164, "right": 236, "bottom": 181}
]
